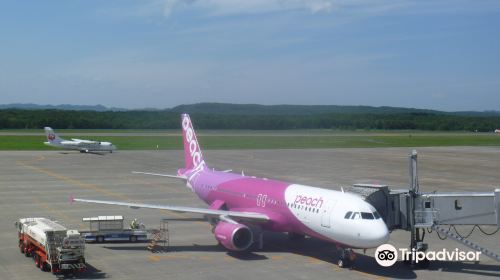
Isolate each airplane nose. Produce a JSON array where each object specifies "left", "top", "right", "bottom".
[
  {"left": 360, "top": 221, "right": 390, "bottom": 248},
  {"left": 372, "top": 221, "right": 390, "bottom": 245},
  {"left": 375, "top": 223, "right": 390, "bottom": 244}
]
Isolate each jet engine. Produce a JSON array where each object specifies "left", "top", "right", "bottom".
[{"left": 214, "top": 221, "right": 253, "bottom": 251}]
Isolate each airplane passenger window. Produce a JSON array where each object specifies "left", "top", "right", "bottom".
[
  {"left": 344, "top": 211, "right": 352, "bottom": 219},
  {"left": 361, "top": 212, "right": 374, "bottom": 219}
]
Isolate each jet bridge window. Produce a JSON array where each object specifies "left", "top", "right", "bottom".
[{"left": 344, "top": 211, "right": 353, "bottom": 219}]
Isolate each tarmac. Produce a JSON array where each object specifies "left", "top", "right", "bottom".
[{"left": 0, "top": 147, "right": 499, "bottom": 279}]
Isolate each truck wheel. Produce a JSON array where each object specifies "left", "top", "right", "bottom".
[
  {"left": 96, "top": 236, "right": 104, "bottom": 243},
  {"left": 34, "top": 254, "right": 40, "bottom": 267},
  {"left": 39, "top": 260, "right": 45, "bottom": 271},
  {"left": 130, "top": 235, "right": 138, "bottom": 242},
  {"left": 24, "top": 248, "right": 31, "bottom": 257}
]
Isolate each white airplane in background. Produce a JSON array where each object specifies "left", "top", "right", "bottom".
[{"left": 44, "top": 127, "right": 116, "bottom": 153}]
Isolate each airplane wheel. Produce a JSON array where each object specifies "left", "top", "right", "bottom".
[{"left": 338, "top": 258, "right": 351, "bottom": 268}]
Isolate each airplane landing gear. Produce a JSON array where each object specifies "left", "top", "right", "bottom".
[
  {"left": 288, "top": 232, "right": 305, "bottom": 241},
  {"left": 337, "top": 247, "right": 356, "bottom": 268}
]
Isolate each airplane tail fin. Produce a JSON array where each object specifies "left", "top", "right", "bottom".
[
  {"left": 44, "top": 127, "right": 63, "bottom": 143},
  {"left": 180, "top": 114, "right": 206, "bottom": 172}
]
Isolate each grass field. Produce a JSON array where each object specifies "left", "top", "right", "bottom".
[{"left": 0, "top": 132, "right": 499, "bottom": 150}]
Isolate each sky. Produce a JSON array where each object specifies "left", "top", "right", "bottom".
[{"left": 0, "top": 0, "right": 499, "bottom": 111}]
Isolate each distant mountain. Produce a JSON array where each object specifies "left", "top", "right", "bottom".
[
  {"left": 451, "top": 110, "right": 500, "bottom": 116},
  {"left": 0, "top": 103, "right": 127, "bottom": 111},
  {"left": 171, "top": 103, "right": 442, "bottom": 115},
  {"left": 1, "top": 102, "right": 498, "bottom": 116}
]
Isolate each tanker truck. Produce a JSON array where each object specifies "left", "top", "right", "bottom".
[{"left": 16, "top": 218, "right": 86, "bottom": 274}]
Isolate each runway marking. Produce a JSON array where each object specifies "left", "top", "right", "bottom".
[
  {"left": 148, "top": 254, "right": 190, "bottom": 261},
  {"left": 148, "top": 256, "right": 161, "bottom": 262},
  {"left": 16, "top": 155, "right": 211, "bottom": 234},
  {"left": 18, "top": 161, "right": 130, "bottom": 200},
  {"left": 16, "top": 157, "right": 188, "bottom": 220},
  {"left": 33, "top": 196, "right": 86, "bottom": 228},
  {"left": 305, "top": 256, "right": 322, "bottom": 264}
]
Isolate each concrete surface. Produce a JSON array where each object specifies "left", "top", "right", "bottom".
[{"left": 0, "top": 147, "right": 499, "bottom": 279}]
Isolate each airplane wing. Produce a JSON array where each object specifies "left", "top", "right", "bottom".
[
  {"left": 132, "top": 171, "right": 186, "bottom": 180},
  {"left": 73, "top": 198, "right": 269, "bottom": 222}
]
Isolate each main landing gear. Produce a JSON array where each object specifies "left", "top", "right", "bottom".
[{"left": 337, "top": 247, "right": 356, "bottom": 268}]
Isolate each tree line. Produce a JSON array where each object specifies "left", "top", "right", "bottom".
[{"left": 0, "top": 109, "right": 499, "bottom": 131}]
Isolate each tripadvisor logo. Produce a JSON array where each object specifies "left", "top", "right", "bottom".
[
  {"left": 375, "top": 244, "right": 482, "bottom": 267},
  {"left": 375, "top": 244, "right": 398, "bottom": 267}
]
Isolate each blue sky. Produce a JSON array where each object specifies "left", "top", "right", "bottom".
[{"left": 0, "top": 0, "right": 499, "bottom": 111}]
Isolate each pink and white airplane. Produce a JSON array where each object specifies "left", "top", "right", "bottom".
[{"left": 74, "top": 114, "right": 389, "bottom": 267}]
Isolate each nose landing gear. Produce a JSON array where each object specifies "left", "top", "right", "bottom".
[{"left": 337, "top": 247, "right": 356, "bottom": 268}]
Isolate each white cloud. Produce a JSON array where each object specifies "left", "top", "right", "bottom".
[
  {"left": 105, "top": 0, "right": 351, "bottom": 19},
  {"left": 98, "top": 0, "right": 500, "bottom": 20}
]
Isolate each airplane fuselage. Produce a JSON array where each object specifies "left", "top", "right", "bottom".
[
  {"left": 45, "top": 141, "right": 116, "bottom": 152},
  {"left": 185, "top": 167, "right": 389, "bottom": 249}
]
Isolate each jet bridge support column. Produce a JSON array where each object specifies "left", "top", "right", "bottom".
[{"left": 407, "top": 150, "right": 429, "bottom": 267}]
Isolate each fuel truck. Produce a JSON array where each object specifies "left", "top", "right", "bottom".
[{"left": 16, "top": 218, "right": 86, "bottom": 274}]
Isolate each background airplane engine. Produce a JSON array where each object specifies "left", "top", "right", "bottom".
[{"left": 214, "top": 221, "right": 253, "bottom": 251}]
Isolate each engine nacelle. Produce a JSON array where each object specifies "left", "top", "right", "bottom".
[{"left": 214, "top": 221, "right": 253, "bottom": 251}]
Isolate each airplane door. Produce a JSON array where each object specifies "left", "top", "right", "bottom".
[{"left": 321, "top": 201, "right": 336, "bottom": 228}]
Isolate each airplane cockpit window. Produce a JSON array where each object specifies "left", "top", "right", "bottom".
[
  {"left": 344, "top": 211, "right": 352, "bottom": 219},
  {"left": 373, "top": 211, "right": 381, "bottom": 219},
  {"left": 351, "top": 212, "right": 361, "bottom": 219},
  {"left": 361, "top": 212, "right": 374, "bottom": 219}
]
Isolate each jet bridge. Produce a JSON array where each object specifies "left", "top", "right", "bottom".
[{"left": 346, "top": 150, "right": 500, "bottom": 268}]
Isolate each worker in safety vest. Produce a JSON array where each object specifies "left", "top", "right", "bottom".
[{"left": 130, "top": 218, "right": 139, "bottom": 229}]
